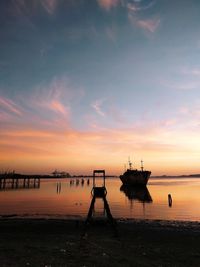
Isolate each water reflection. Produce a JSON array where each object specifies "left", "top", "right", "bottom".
[
  {"left": 0, "top": 177, "right": 200, "bottom": 221},
  {"left": 120, "top": 185, "right": 153, "bottom": 203},
  {"left": 69, "top": 178, "right": 90, "bottom": 187},
  {"left": 56, "top": 182, "right": 61, "bottom": 194}
]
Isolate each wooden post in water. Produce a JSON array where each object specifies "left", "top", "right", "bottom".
[
  {"left": 168, "top": 194, "right": 172, "bottom": 207},
  {"left": 27, "top": 178, "right": 29, "bottom": 187},
  {"left": 12, "top": 178, "right": 14, "bottom": 188},
  {"left": 3, "top": 178, "right": 6, "bottom": 189}
]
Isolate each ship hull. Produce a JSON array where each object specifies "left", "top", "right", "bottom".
[{"left": 120, "top": 170, "right": 151, "bottom": 186}]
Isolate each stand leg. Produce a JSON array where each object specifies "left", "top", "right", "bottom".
[{"left": 103, "top": 196, "right": 118, "bottom": 235}]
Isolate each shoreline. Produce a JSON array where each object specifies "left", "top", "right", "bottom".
[
  {"left": 1, "top": 215, "right": 200, "bottom": 226},
  {"left": 0, "top": 217, "right": 200, "bottom": 266}
]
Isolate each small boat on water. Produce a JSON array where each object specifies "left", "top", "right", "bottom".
[{"left": 120, "top": 159, "right": 151, "bottom": 186}]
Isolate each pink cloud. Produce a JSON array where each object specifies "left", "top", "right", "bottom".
[
  {"left": 136, "top": 18, "right": 160, "bottom": 33},
  {"left": 41, "top": 0, "right": 58, "bottom": 14},
  {"left": 49, "top": 100, "right": 69, "bottom": 115},
  {"left": 29, "top": 76, "right": 84, "bottom": 120},
  {"left": 97, "top": 0, "right": 119, "bottom": 11},
  {"left": 0, "top": 96, "right": 22, "bottom": 116}
]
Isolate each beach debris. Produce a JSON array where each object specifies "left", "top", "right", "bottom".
[
  {"left": 60, "top": 248, "right": 66, "bottom": 253},
  {"left": 102, "top": 252, "right": 109, "bottom": 258},
  {"left": 66, "top": 241, "right": 75, "bottom": 246},
  {"left": 81, "top": 233, "right": 88, "bottom": 240}
]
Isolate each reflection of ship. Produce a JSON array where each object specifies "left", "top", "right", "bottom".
[
  {"left": 120, "top": 159, "right": 151, "bottom": 186},
  {"left": 120, "top": 185, "right": 152, "bottom": 203}
]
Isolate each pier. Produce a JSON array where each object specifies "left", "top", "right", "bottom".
[{"left": 0, "top": 177, "right": 40, "bottom": 190}]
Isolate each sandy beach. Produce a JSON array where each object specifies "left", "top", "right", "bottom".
[{"left": 0, "top": 218, "right": 200, "bottom": 267}]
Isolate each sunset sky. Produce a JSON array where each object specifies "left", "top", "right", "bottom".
[{"left": 1, "top": 0, "right": 200, "bottom": 175}]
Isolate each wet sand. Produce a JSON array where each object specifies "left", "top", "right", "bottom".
[{"left": 0, "top": 218, "right": 200, "bottom": 267}]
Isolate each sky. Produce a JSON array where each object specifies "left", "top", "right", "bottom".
[{"left": 0, "top": 0, "right": 200, "bottom": 175}]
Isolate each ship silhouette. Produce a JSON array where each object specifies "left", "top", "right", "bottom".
[{"left": 120, "top": 159, "right": 151, "bottom": 186}]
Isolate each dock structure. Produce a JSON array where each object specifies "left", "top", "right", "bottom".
[
  {"left": 0, "top": 177, "right": 40, "bottom": 190},
  {"left": 84, "top": 170, "right": 117, "bottom": 234}
]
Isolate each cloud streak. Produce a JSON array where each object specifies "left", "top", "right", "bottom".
[
  {"left": 11, "top": 0, "right": 59, "bottom": 16},
  {"left": 0, "top": 96, "right": 22, "bottom": 116},
  {"left": 28, "top": 76, "right": 85, "bottom": 123},
  {"left": 127, "top": 0, "right": 156, "bottom": 12},
  {"left": 136, "top": 18, "right": 160, "bottom": 33},
  {"left": 49, "top": 100, "right": 68, "bottom": 115},
  {"left": 91, "top": 99, "right": 106, "bottom": 117}
]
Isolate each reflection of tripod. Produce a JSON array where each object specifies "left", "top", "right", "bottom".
[{"left": 84, "top": 170, "right": 117, "bottom": 234}]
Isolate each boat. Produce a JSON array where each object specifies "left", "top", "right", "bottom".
[{"left": 120, "top": 159, "right": 151, "bottom": 186}]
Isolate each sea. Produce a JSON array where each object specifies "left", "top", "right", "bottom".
[{"left": 0, "top": 177, "right": 200, "bottom": 221}]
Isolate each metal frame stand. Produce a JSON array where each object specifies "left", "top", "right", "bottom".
[{"left": 84, "top": 170, "right": 117, "bottom": 235}]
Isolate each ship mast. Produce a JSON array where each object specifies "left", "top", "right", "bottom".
[
  {"left": 128, "top": 157, "right": 132, "bottom": 170},
  {"left": 141, "top": 160, "right": 144, "bottom": 172}
]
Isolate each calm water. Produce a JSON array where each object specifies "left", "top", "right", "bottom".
[{"left": 0, "top": 177, "right": 200, "bottom": 221}]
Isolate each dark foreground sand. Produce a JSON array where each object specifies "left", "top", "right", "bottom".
[{"left": 0, "top": 218, "right": 200, "bottom": 267}]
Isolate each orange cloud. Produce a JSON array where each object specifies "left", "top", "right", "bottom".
[
  {"left": 1, "top": 119, "right": 200, "bottom": 175},
  {"left": 1, "top": 82, "right": 200, "bottom": 176},
  {"left": 48, "top": 100, "right": 69, "bottom": 115}
]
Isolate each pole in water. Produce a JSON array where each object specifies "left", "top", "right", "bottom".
[{"left": 168, "top": 194, "right": 172, "bottom": 207}]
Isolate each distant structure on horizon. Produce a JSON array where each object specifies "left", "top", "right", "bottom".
[{"left": 52, "top": 170, "right": 71, "bottom": 178}]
